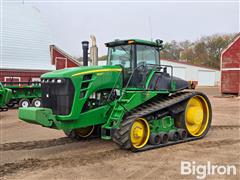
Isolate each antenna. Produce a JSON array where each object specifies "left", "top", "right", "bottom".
[{"left": 148, "top": 16, "right": 153, "bottom": 41}]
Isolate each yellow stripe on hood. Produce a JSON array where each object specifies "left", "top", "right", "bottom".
[{"left": 72, "top": 68, "right": 122, "bottom": 77}]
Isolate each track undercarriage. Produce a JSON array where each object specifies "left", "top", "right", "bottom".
[
  {"left": 66, "top": 91, "right": 212, "bottom": 152},
  {"left": 112, "top": 91, "right": 212, "bottom": 151}
]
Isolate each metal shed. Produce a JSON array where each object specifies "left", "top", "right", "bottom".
[
  {"left": 221, "top": 35, "right": 240, "bottom": 95},
  {"left": 1, "top": 3, "right": 53, "bottom": 82}
]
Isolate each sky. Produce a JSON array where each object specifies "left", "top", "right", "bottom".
[{"left": 5, "top": 0, "right": 240, "bottom": 57}]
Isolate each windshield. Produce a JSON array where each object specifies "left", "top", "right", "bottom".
[
  {"left": 107, "top": 44, "right": 160, "bottom": 68},
  {"left": 107, "top": 45, "right": 132, "bottom": 68}
]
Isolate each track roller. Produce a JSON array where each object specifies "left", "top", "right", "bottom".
[
  {"left": 177, "top": 129, "right": 187, "bottom": 140},
  {"left": 149, "top": 133, "right": 161, "bottom": 145},
  {"left": 168, "top": 130, "right": 179, "bottom": 141},
  {"left": 159, "top": 133, "right": 168, "bottom": 144}
]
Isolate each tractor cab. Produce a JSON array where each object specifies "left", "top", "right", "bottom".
[
  {"left": 106, "top": 39, "right": 162, "bottom": 68},
  {"left": 106, "top": 39, "right": 189, "bottom": 91},
  {"left": 106, "top": 39, "right": 164, "bottom": 88}
]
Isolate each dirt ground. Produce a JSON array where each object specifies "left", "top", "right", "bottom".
[{"left": 0, "top": 87, "right": 239, "bottom": 180}]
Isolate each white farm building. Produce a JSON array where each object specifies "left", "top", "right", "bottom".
[
  {"left": 2, "top": 2, "right": 54, "bottom": 70},
  {"left": 161, "top": 59, "right": 220, "bottom": 86},
  {"left": 1, "top": 2, "right": 54, "bottom": 82},
  {"left": 98, "top": 59, "right": 220, "bottom": 86}
]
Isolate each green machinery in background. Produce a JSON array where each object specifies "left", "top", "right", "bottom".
[
  {"left": 3, "top": 81, "right": 41, "bottom": 108},
  {"left": 19, "top": 39, "right": 212, "bottom": 151},
  {"left": 0, "top": 82, "right": 12, "bottom": 111}
]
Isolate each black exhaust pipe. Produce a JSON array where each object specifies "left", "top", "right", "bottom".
[{"left": 82, "top": 41, "right": 89, "bottom": 66}]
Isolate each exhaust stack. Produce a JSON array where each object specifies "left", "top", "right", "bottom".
[{"left": 82, "top": 41, "right": 89, "bottom": 66}]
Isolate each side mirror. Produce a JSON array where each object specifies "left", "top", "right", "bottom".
[
  {"left": 156, "top": 39, "right": 164, "bottom": 50},
  {"left": 156, "top": 39, "right": 163, "bottom": 45}
]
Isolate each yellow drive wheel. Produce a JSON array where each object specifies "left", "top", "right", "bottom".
[
  {"left": 74, "top": 125, "right": 95, "bottom": 138},
  {"left": 130, "top": 118, "right": 150, "bottom": 149},
  {"left": 185, "top": 95, "right": 210, "bottom": 137}
]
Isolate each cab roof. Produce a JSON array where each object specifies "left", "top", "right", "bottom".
[{"left": 105, "top": 39, "right": 162, "bottom": 47}]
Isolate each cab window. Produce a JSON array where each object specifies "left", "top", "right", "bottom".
[{"left": 136, "top": 45, "right": 159, "bottom": 66}]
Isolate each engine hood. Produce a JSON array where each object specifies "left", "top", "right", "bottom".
[{"left": 41, "top": 65, "right": 122, "bottom": 78}]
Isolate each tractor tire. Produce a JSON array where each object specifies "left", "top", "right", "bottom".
[
  {"left": 32, "top": 98, "right": 41, "bottom": 107},
  {"left": 7, "top": 102, "right": 15, "bottom": 108},
  {"left": 19, "top": 99, "right": 30, "bottom": 108}
]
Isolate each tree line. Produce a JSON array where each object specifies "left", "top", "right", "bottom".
[
  {"left": 161, "top": 33, "right": 239, "bottom": 69},
  {"left": 97, "top": 33, "right": 239, "bottom": 69}
]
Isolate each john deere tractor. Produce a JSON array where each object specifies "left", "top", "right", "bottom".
[{"left": 19, "top": 39, "right": 212, "bottom": 151}]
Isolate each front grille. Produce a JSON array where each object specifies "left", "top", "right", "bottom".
[{"left": 41, "top": 78, "right": 75, "bottom": 115}]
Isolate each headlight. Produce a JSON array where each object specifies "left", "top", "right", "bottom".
[
  {"left": 57, "top": 79, "right": 62, "bottom": 83},
  {"left": 51, "top": 79, "right": 55, "bottom": 83}
]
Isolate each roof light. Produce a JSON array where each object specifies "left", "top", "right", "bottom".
[{"left": 128, "top": 40, "right": 135, "bottom": 44}]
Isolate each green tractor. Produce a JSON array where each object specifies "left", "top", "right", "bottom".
[
  {"left": 0, "top": 82, "right": 12, "bottom": 111},
  {"left": 19, "top": 39, "right": 212, "bottom": 151}
]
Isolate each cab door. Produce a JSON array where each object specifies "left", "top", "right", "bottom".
[{"left": 128, "top": 45, "right": 160, "bottom": 88}]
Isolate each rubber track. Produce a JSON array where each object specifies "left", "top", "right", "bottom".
[{"left": 112, "top": 91, "right": 207, "bottom": 152}]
